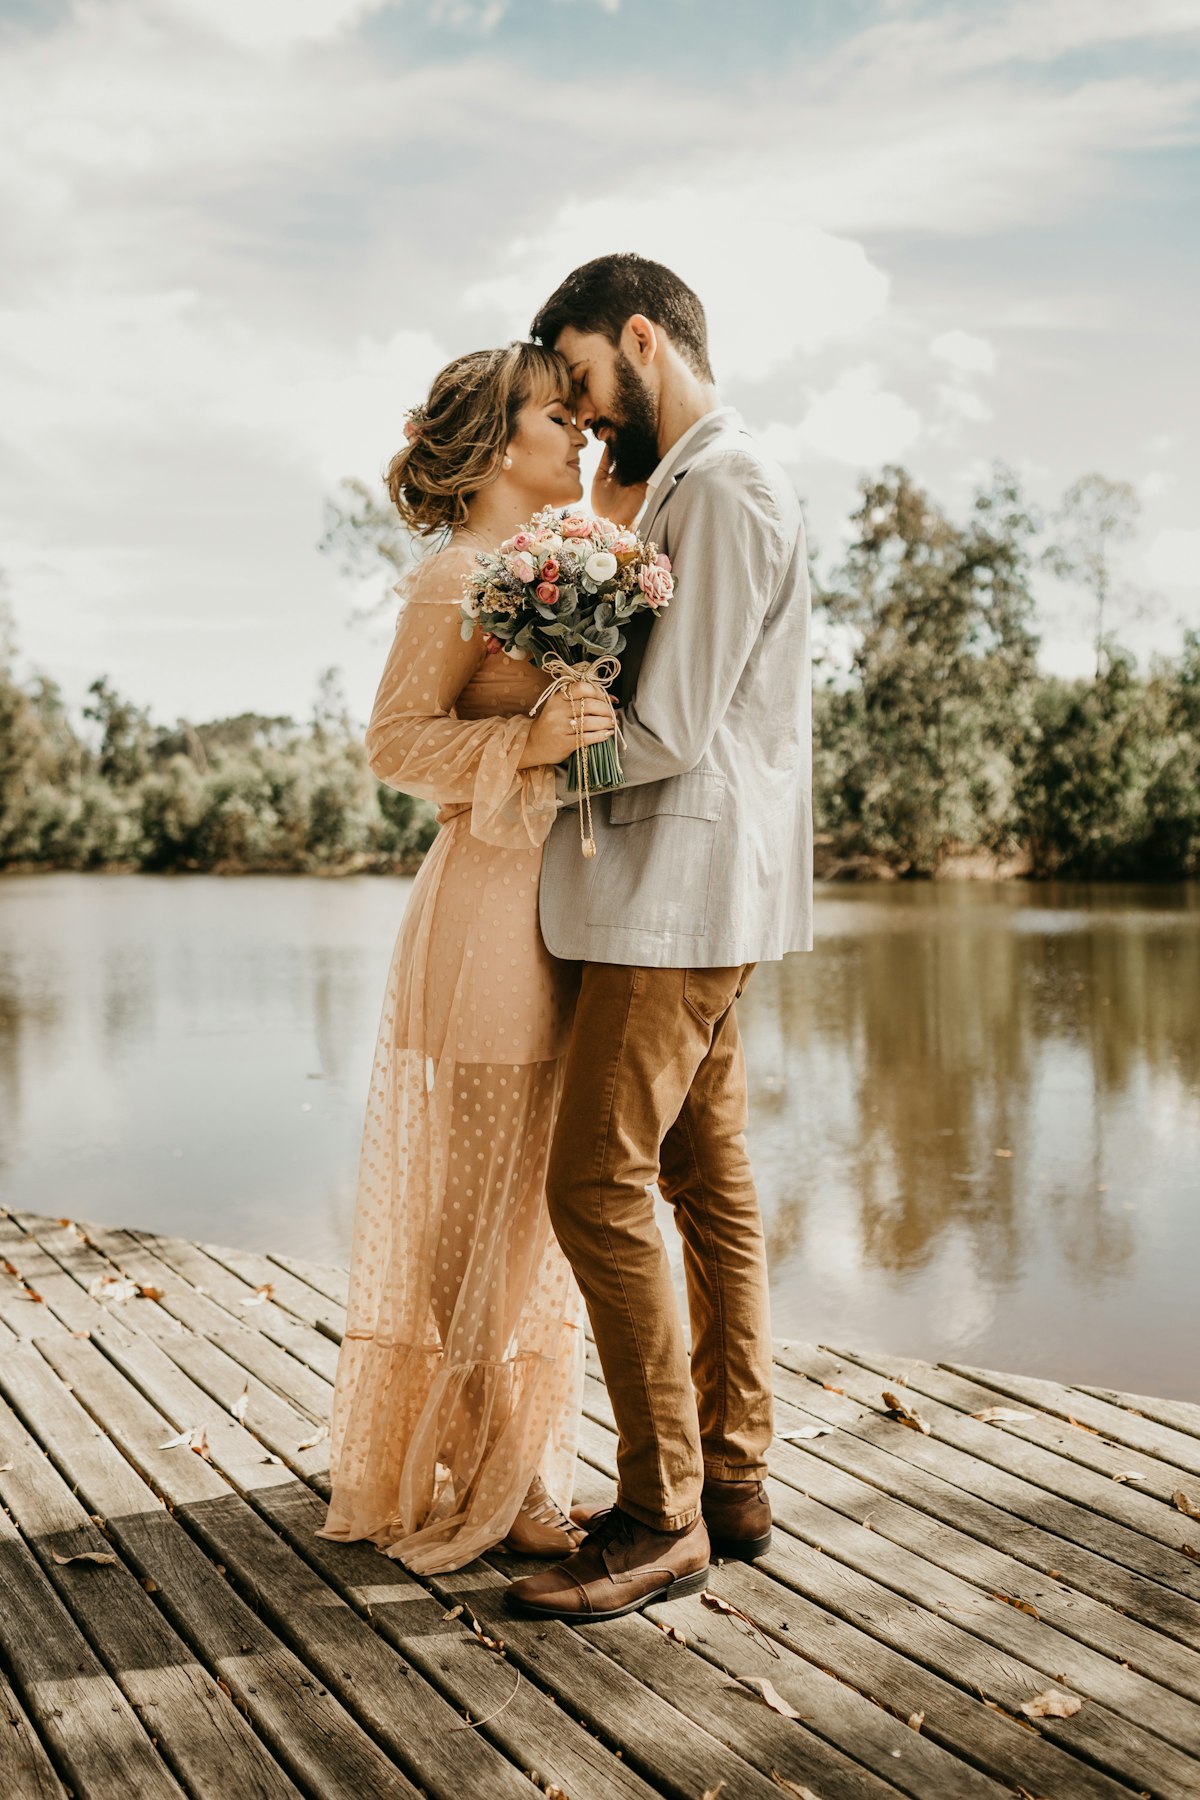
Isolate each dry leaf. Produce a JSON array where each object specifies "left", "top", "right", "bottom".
[
  {"left": 1066, "top": 1415, "right": 1099, "bottom": 1435},
  {"left": 1173, "top": 1490, "right": 1200, "bottom": 1521},
  {"left": 653, "top": 1618, "right": 687, "bottom": 1646},
  {"left": 456, "top": 1601, "right": 505, "bottom": 1655},
  {"left": 297, "top": 1424, "right": 330, "bottom": 1451},
  {"left": 17, "top": 1287, "right": 44, "bottom": 1303},
  {"left": 776, "top": 1425, "right": 834, "bottom": 1442},
  {"left": 0, "top": 1461, "right": 12, "bottom": 1472},
  {"left": 820, "top": 1382, "right": 844, "bottom": 1395},
  {"left": 701, "top": 1785, "right": 727, "bottom": 1800},
  {"left": 771, "top": 1774, "right": 821, "bottom": 1799},
  {"left": 994, "top": 1148, "right": 1013, "bottom": 1158},
  {"left": 882, "top": 1391, "right": 931, "bottom": 1435},
  {"left": 138, "top": 1284, "right": 165, "bottom": 1302},
  {"left": 88, "top": 1272, "right": 139, "bottom": 1305},
  {"left": 1, "top": 1258, "right": 20, "bottom": 1278},
  {"left": 158, "top": 1425, "right": 210, "bottom": 1458},
  {"left": 239, "top": 1283, "right": 274, "bottom": 1307},
  {"left": 51, "top": 1548, "right": 118, "bottom": 1566},
  {"left": 993, "top": 1592, "right": 1040, "bottom": 1620},
  {"left": 702, "top": 1590, "right": 779, "bottom": 1656},
  {"left": 1111, "top": 1471, "right": 1146, "bottom": 1484},
  {"left": 1020, "top": 1688, "right": 1082, "bottom": 1719},
  {"left": 443, "top": 1604, "right": 464, "bottom": 1622},
  {"left": 1182, "top": 1544, "right": 1199, "bottom": 1561},
  {"left": 742, "top": 1677, "right": 800, "bottom": 1719},
  {"left": 907, "top": 1710, "right": 925, "bottom": 1732},
  {"left": 972, "top": 1406, "right": 1035, "bottom": 1424},
  {"left": 230, "top": 1385, "right": 250, "bottom": 1424},
  {"left": 142, "top": 1576, "right": 158, "bottom": 1592}
]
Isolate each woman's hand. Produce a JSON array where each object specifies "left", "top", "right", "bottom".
[
  {"left": 592, "top": 444, "right": 647, "bottom": 528},
  {"left": 521, "top": 682, "right": 615, "bottom": 769}
]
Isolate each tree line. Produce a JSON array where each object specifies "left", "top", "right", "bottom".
[{"left": 1, "top": 464, "right": 1196, "bottom": 879}]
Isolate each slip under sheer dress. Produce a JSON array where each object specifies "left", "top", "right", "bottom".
[{"left": 319, "top": 544, "right": 585, "bottom": 1574}]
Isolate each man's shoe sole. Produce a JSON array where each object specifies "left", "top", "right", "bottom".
[
  {"left": 505, "top": 1565, "right": 709, "bottom": 1621},
  {"left": 706, "top": 1527, "right": 772, "bottom": 1560}
]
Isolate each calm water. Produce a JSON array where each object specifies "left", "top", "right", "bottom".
[{"left": 1, "top": 874, "right": 1197, "bottom": 1398}]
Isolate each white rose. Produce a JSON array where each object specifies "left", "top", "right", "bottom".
[
  {"left": 463, "top": 593, "right": 480, "bottom": 617},
  {"left": 585, "top": 551, "right": 618, "bottom": 583},
  {"left": 504, "top": 643, "right": 532, "bottom": 660}
]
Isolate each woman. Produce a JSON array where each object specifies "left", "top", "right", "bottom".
[{"left": 319, "top": 343, "right": 614, "bottom": 1574}]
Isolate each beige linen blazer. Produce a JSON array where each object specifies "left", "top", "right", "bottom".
[{"left": 539, "top": 406, "right": 812, "bottom": 968}]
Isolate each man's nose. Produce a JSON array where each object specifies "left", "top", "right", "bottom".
[{"left": 573, "top": 392, "right": 597, "bottom": 431}]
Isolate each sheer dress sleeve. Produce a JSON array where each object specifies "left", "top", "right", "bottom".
[{"left": 365, "top": 548, "right": 557, "bottom": 849}]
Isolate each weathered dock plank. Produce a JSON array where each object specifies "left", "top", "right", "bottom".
[{"left": 3, "top": 1205, "right": 1199, "bottom": 1800}]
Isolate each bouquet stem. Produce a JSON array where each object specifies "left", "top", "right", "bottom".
[{"left": 566, "top": 737, "right": 624, "bottom": 794}]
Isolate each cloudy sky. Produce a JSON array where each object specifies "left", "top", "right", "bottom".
[{"left": 2, "top": 0, "right": 1198, "bottom": 726}]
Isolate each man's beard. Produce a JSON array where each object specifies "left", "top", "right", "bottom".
[{"left": 598, "top": 351, "right": 661, "bottom": 488}]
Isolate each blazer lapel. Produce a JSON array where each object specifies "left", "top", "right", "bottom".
[{"left": 639, "top": 406, "right": 745, "bottom": 544}]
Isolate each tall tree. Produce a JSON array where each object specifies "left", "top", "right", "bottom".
[{"left": 1043, "top": 473, "right": 1139, "bottom": 678}]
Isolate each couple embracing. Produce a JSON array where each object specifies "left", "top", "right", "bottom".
[{"left": 319, "top": 253, "right": 813, "bottom": 1621}]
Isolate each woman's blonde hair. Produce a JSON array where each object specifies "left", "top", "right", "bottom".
[{"left": 386, "top": 342, "right": 572, "bottom": 537}]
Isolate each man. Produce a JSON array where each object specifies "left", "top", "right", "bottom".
[{"left": 507, "top": 253, "right": 812, "bottom": 1621}]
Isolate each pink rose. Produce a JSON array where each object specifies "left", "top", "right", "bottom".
[
  {"left": 511, "top": 551, "right": 536, "bottom": 583},
  {"left": 484, "top": 633, "right": 503, "bottom": 654},
  {"left": 655, "top": 552, "right": 672, "bottom": 571},
  {"left": 540, "top": 557, "right": 560, "bottom": 581},
  {"left": 637, "top": 564, "right": 673, "bottom": 608},
  {"left": 536, "top": 581, "right": 560, "bottom": 606},
  {"left": 561, "top": 515, "right": 593, "bottom": 539},
  {"left": 512, "top": 532, "right": 531, "bottom": 551},
  {"left": 592, "top": 517, "right": 619, "bottom": 539}
]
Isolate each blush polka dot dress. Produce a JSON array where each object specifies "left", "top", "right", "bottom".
[{"left": 319, "top": 545, "right": 585, "bottom": 1573}]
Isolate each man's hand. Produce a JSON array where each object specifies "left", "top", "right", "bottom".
[{"left": 591, "top": 444, "right": 648, "bottom": 528}]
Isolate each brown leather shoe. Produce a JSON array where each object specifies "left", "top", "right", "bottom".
[
  {"left": 572, "top": 1480, "right": 772, "bottom": 1560},
  {"left": 503, "top": 1476, "right": 586, "bottom": 1558},
  {"left": 703, "top": 1476, "right": 772, "bottom": 1559},
  {"left": 505, "top": 1507, "right": 710, "bottom": 1620}
]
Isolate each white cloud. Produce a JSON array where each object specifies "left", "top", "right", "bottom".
[
  {"left": 162, "top": 0, "right": 394, "bottom": 51},
  {"left": 935, "top": 382, "right": 992, "bottom": 424},
  {"left": 1145, "top": 529, "right": 1200, "bottom": 589},
  {"left": 465, "top": 188, "right": 889, "bottom": 382},
  {"left": 762, "top": 368, "right": 921, "bottom": 470},
  {"left": 1139, "top": 470, "right": 1176, "bottom": 501},
  {"left": 931, "top": 330, "right": 997, "bottom": 375}
]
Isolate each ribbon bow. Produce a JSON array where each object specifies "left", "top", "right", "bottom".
[{"left": 529, "top": 652, "right": 623, "bottom": 858}]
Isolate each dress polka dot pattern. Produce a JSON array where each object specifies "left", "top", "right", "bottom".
[{"left": 318, "top": 546, "right": 584, "bottom": 1573}]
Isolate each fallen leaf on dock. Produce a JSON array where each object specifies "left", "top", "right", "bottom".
[
  {"left": 882, "top": 1391, "right": 931, "bottom": 1434},
  {"left": 1173, "top": 1490, "right": 1200, "bottom": 1520},
  {"left": 820, "top": 1382, "right": 844, "bottom": 1395},
  {"left": 88, "top": 1272, "right": 140, "bottom": 1304},
  {"left": 297, "top": 1424, "right": 330, "bottom": 1451},
  {"left": 442, "top": 1604, "right": 464, "bottom": 1621},
  {"left": 240, "top": 1283, "right": 274, "bottom": 1306},
  {"left": 1182, "top": 1544, "right": 1199, "bottom": 1561},
  {"left": 230, "top": 1385, "right": 250, "bottom": 1423},
  {"left": 138, "top": 1284, "right": 165, "bottom": 1302},
  {"left": 776, "top": 1425, "right": 835, "bottom": 1442},
  {"left": 17, "top": 1287, "right": 45, "bottom": 1303},
  {"left": 158, "top": 1425, "right": 211, "bottom": 1459},
  {"left": 703, "top": 1590, "right": 780, "bottom": 1655},
  {"left": 742, "top": 1677, "right": 800, "bottom": 1718},
  {"left": 1, "top": 1258, "right": 19, "bottom": 1277},
  {"left": 700, "top": 1783, "right": 726, "bottom": 1800},
  {"left": 907, "top": 1710, "right": 925, "bottom": 1731},
  {"left": 972, "top": 1405, "right": 1035, "bottom": 1424},
  {"left": 992, "top": 1592, "right": 1039, "bottom": 1619},
  {"left": 0, "top": 1462, "right": 11, "bottom": 1472},
  {"left": 994, "top": 1148, "right": 1013, "bottom": 1158},
  {"left": 1066, "top": 1415, "right": 1099, "bottom": 1435},
  {"left": 51, "top": 1549, "right": 118, "bottom": 1566},
  {"left": 1020, "top": 1688, "right": 1082, "bottom": 1719},
  {"left": 1111, "top": 1471, "right": 1146, "bottom": 1484},
  {"left": 770, "top": 1773, "right": 821, "bottom": 1798},
  {"left": 652, "top": 1618, "right": 687, "bottom": 1646}
]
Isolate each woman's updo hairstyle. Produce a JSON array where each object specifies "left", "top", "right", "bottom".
[{"left": 386, "top": 341, "right": 572, "bottom": 538}]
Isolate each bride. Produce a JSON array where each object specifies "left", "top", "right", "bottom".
[{"left": 319, "top": 342, "right": 615, "bottom": 1572}]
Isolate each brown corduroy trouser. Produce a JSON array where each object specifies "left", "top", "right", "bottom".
[{"left": 545, "top": 962, "right": 773, "bottom": 1531}]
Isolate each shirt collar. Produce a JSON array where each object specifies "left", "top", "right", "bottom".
[{"left": 636, "top": 405, "right": 734, "bottom": 531}]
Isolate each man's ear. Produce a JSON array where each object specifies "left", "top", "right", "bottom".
[{"left": 624, "top": 314, "right": 658, "bottom": 367}]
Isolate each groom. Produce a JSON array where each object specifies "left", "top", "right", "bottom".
[{"left": 507, "top": 254, "right": 812, "bottom": 1620}]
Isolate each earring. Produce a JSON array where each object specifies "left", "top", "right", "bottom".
[{"left": 502, "top": 455, "right": 513, "bottom": 470}]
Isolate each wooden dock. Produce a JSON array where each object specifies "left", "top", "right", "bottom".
[{"left": 2, "top": 1208, "right": 1199, "bottom": 1800}]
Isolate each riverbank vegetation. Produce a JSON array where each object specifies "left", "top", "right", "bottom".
[{"left": 2, "top": 464, "right": 1196, "bottom": 878}]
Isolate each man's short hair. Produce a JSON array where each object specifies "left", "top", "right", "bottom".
[{"left": 531, "top": 253, "right": 714, "bottom": 383}]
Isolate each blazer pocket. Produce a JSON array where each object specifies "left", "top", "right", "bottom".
[{"left": 607, "top": 769, "right": 726, "bottom": 827}]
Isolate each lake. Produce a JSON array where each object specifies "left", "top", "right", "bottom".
[{"left": 1, "top": 873, "right": 1196, "bottom": 1399}]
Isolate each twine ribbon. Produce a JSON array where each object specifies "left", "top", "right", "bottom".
[{"left": 528, "top": 652, "right": 622, "bottom": 858}]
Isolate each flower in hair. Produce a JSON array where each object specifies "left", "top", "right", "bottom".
[{"left": 403, "top": 402, "right": 428, "bottom": 442}]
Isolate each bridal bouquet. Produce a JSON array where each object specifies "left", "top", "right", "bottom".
[{"left": 460, "top": 508, "right": 673, "bottom": 851}]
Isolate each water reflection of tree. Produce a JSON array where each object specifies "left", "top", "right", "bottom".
[
  {"left": 0, "top": 959, "right": 64, "bottom": 1170},
  {"left": 741, "top": 891, "right": 1200, "bottom": 1291}
]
